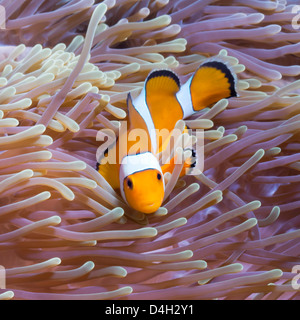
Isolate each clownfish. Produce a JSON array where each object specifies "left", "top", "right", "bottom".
[{"left": 97, "top": 59, "right": 237, "bottom": 214}]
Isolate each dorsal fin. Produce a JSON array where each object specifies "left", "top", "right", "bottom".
[
  {"left": 145, "top": 69, "right": 180, "bottom": 96},
  {"left": 144, "top": 70, "right": 184, "bottom": 141}
]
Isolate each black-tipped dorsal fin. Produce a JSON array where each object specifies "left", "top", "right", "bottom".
[
  {"left": 145, "top": 69, "right": 180, "bottom": 96},
  {"left": 143, "top": 69, "right": 184, "bottom": 137}
]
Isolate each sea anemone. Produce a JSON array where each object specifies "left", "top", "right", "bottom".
[{"left": 0, "top": 0, "right": 299, "bottom": 300}]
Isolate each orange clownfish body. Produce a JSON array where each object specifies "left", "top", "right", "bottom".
[{"left": 97, "top": 59, "right": 237, "bottom": 214}]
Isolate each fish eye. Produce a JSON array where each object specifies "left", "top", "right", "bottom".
[
  {"left": 157, "top": 173, "right": 162, "bottom": 181},
  {"left": 126, "top": 178, "right": 133, "bottom": 189}
]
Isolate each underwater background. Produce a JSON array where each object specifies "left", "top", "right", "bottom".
[{"left": 0, "top": 0, "right": 299, "bottom": 300}]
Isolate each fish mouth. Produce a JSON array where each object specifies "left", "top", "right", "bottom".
[
  {"left": 141, "top": 202, "right": 160, "bottom": 213},
  {"left": 144, "top": 202, "right": 156, "bottom": 207}
]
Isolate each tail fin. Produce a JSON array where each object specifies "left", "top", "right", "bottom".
[{"left": 190, "top": 60, "right": 237, "bottom": 111}]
